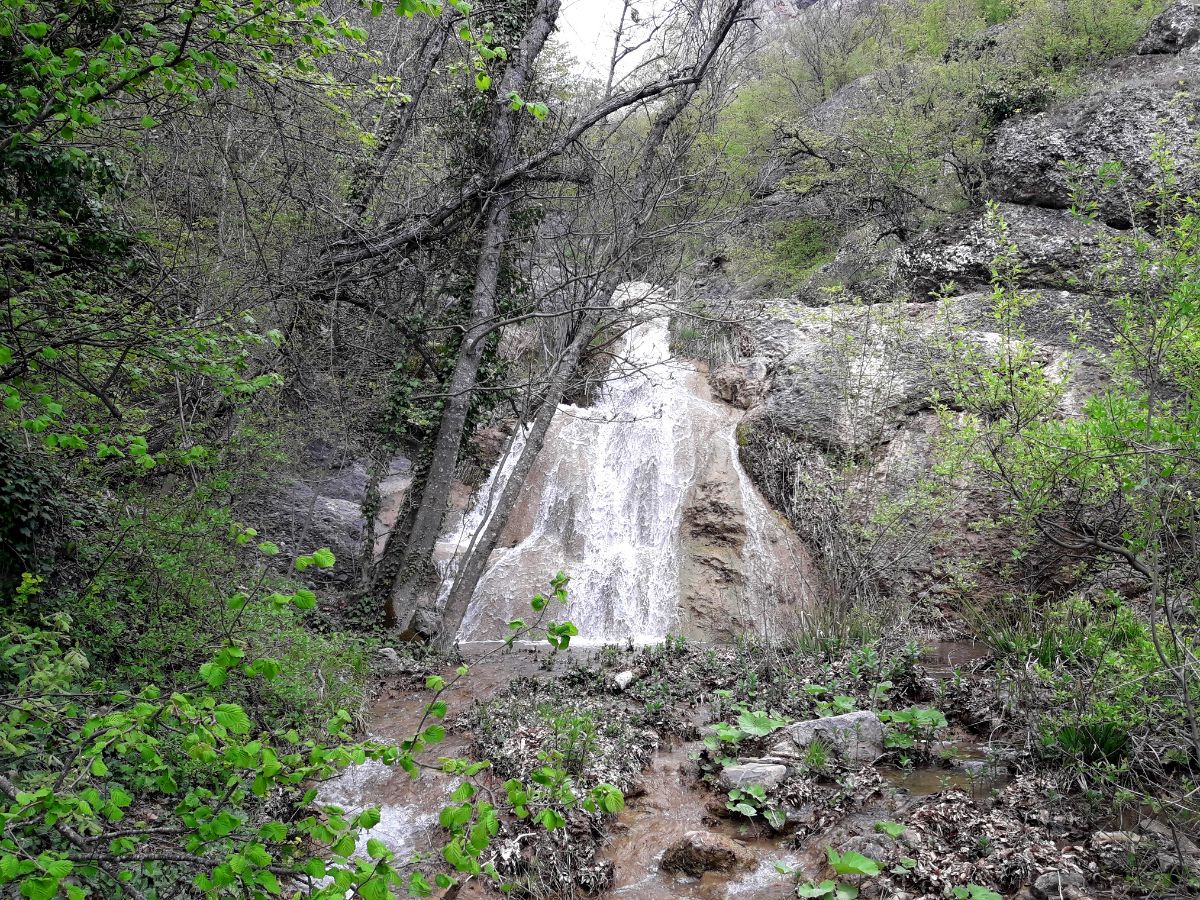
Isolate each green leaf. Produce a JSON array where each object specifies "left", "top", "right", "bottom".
[
  {"left": 874, "top": 820, "right": 906, "bottom": 839},
  {"left": 828, "top": 849, "right": 880, "bottom": 877},
  {"left": 358, "top": 807, "right": 382, "bottom": 830},
  {"left": 311, "top": 547, "right": 336, "bottom": 569},
  {"left": 214, "top": 703, "right": 252, "bottom": 735},
  {"left": 407, "top": 871, "right": 432, "bottom": 897},
  {"left": 293, "top": 589, "right": 317, "bottom": 610},
  {"left": 736, "top": 709, "right": 787, "bottom": 737}
]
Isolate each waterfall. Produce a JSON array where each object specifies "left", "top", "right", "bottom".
[{"left": 434, "top": 284, "right": 813, "bottom": 645}]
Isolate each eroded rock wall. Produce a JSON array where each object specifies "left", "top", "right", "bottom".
[{"left": 722, "top": 1, "right": 1199, "bottom": 611}]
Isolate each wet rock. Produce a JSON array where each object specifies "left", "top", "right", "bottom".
[
  {"left": 660, "top": 830, "right": 753, "bottom": 876},
  {"left": 1032, "top": 870, "right": 1090, "bottom": 900},
  {"left": 785, "top": 803, "right": 817, "bottom": 827},
  {"left": 613, "top": 670, "right": 636, "bottom": 691},
  {"left": 897, "top": 203, "right": 1128, "bottom": 298},
  {"left": 718, "top": 762, "right": 789, "bottom": 792},
  {"left": 710, "top": 358, "right": 769, "bottom": 409},
  {"left": 1135, "top": 1, "right": 1200, "bottom": 55},
  {"left": 770, "top": 711, "right": 885, "bottom": 765},
  {"left": 984, "top": 54, "right": 1200, "bottom": 224}
]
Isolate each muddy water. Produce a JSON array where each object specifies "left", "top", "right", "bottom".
[
  {"left": 325, "top": 643, "right": 1014, "bottom": 898},
  {"left": 603, "top": 742, "right": 800, "bottom": 899},
  {"left": 319, "top": 647, "right": 556, "bottom": 868},
  {"left": 881, "top": 764, "right": 1009, "bottom": 800}
]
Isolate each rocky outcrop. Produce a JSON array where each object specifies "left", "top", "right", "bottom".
[
  {"left": 660, "top": 831, "right": 753, "bottom": 876},
  {"left": 710, "top": 358, "right": 768, "bottom": 409},
  {"left": 716, "top": 7, "right": 1199, "bottom": 618},
  {"left": 259, "top": 442, "right": 411, "bottom": 586},
  {"left": 898, "top": 203, "right": 1130, "bottom": 298},
  {"left": 985, "top": 53, "right": 1200, "bottom": 225},
  {"left": 769, "top": 711, "right": 885, "bottom": 764},
  {"left": 1135, "top": 0, "right": 1200, "bottom": 55},
  {"left": 745, "top": 300, "right": 935, "bottom": 455}
]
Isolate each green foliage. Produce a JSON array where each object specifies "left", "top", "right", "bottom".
[
  {"left": 0, "top": 570, "right": 395, "bottom": 900},
  {"left": 953, "top": 886, "right": 1003, "bottom": 900},
  {"left": 798, "top": 846, "right": 883, "bottom": 900},
  {"left": 879, "top": 706, "right": 948, "bottom": 751},
  {"left": 827, "top": 847, "right": 881, "bottom": 877},
  {"left": 798, "top": 879, "right": 860, "bottom": 900},
  {"left": 726, "top": 783, "right": 787, "bottom": 830},
  {"left": 874, "top": 820, "right": 906, "bottom": 839}
]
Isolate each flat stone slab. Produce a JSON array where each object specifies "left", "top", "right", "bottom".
[
  {"left": 769, "top": 711, "right": 885, "bottom": 764},
  {"left": 718, "top": 762, "right": 788, "bottom": 792}
]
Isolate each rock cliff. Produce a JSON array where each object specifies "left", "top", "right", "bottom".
[{"left": 725, "top": 1, "right": 1199, "bottom": 609}]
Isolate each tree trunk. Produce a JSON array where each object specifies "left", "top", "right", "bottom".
[
  {"left": 431, "top": 304, "right": 604, "bottom": 649},
  {"left": 387, "top": 0, "right": 564, "bottom": 630},
  {"left": 427, "top": 0, "right": 751, "bottom": 647}
]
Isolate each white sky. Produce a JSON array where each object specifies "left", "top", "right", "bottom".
[{"left": 558, "top": 0, "right": 648, "bottom": 77}]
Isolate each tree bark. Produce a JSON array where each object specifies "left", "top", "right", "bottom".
[{"left": 387, "top": 0, "right": 564, "bottom": 630}]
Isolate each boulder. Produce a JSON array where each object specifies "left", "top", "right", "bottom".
[
  {"left": 769, "top": 711, "right": 885, "bottom": 764},
  {"left": 897, "top": 203, "right": 1128, "bottom": 298},
  {"left": 613, "top": 670, "right": 636, "bottom": 691},
  {"left": 985, "top": 54, "right": 1200, "bottom": 225},
  {"left": 1135, "top": 1, "right": 1200, "bottom": 55},
  {"left": 1032, "top": 870, "right": 1090, "bottom": 900},
  {"left": 660, "top": 831, "right": 753, "bottom": 877},
  {"left": 718, "top": 762, "right": 789, "bottom": 792}
]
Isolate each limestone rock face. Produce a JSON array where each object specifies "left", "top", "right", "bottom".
[
  {"left": 897, "top": 203, "right": 1127, "bottom": 297},
  {"left": 660, "top": 831, "right": 753, "bottom": 876},
  {"left": 985, "top": 54, "right": 1200, "bottom": 224},
  {"left": 1135, "top": 0, "right": 1200, "bottom": 55},
  {"left": 748, "top": 301, "right": 935, "bottom": 455},
  {"left": 260, "top": 443, "right": 411, "bottom": 585},
  {"left": 769, "top": 711, "right": 886, "bottom": 764},
  {"left": 710, "top": 358, "right": 768, "bottom": 410}
]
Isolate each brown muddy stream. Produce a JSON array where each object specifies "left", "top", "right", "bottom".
[{"left": 322, "top": 643, "right": 1010, "bottom": 899}]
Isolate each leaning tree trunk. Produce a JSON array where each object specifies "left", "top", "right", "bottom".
[
  {"left": 387, "top": 0, "right": 564, "bottom": 630},
  {"left": 429, "top": 300, "right": 605, "bottom": 649},
  {"left": 427, "top": 0, "right": 750, "bottom": 648}
]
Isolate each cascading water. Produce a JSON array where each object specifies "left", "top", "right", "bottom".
[{"left": 434, "top": 284, "right": 814, "bottom": 645}]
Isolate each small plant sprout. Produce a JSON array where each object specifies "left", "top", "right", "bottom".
[{"left": 874, "top": 820, "right": 906, "bottom": 839}]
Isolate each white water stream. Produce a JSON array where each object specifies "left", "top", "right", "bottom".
[{"left": 434, "top": 283, "right": 813, "bottom": 645}]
